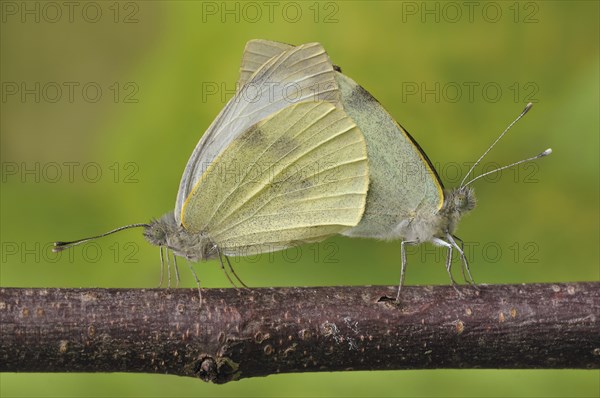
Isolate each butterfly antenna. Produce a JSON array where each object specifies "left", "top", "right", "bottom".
[
  {"left": 53, "top": 223, "right": 149, "bottom": 252},
  {"left": 460, "top": 102, "right": 534, "bottom": 188},
  {"left": 463, "top": 148, "right": 551, "bottom": 187}
]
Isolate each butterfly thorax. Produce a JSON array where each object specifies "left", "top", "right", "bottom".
[
  {"left": 391, "top": 187, "right": 476, "bottom": 243},
  {"left": 143, "top": 212, "right": 215, "bottom": 262}
]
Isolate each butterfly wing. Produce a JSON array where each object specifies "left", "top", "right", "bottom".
[
  {"left": 238, "top": 39, "right": 293, "bottom": 89},
  {"left": 175, "top": 42, "right": 341, "bottom": 224},
  {"left": 181, "top": 101, "right": 369, "bottom": 256},
  {"left": 238, "top": 40, "right": 445, "bottom": 239},
  {"left": 335, "top": 73, "right": 444, "bottom": 239}
]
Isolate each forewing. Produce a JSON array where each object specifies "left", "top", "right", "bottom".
[
  {"left": 237, "top": 39, "right": 444, "bottom": 238},
  {"left": 181, "top": 101, "right": 369, "bottom": 256},
  {"left": 175, "top": 42, "right": 340, "bottom": 224},
  {"left": 237, "top": 39, "right": 293, "bottom": 89},
  {"left": 335, "top": 73, "right": 444, "bottom": 238}
]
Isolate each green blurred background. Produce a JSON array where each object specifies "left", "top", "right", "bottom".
[{"left": 1, "top": 1, "right": 598, "bottom": 397}]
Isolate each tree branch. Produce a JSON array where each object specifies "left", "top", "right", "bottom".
[{"left": 1, "top": 283, "right": 598, "bottom": 383}]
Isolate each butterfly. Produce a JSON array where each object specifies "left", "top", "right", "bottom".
[
  {"left": 54, "top": 43, "right": 370, "bottom": 295},
  {"left": 237, "top": 40, "right": 551, "bottom": 300}
]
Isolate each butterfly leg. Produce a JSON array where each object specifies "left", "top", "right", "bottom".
[
  {"left": 224, "top": 254, "right": 249, "bottom": 289},
  {"left": 455, "top": 236, "right": 469, "bottom": 283},
  {"left": 444, "top": 246, "right": 459, "bottom": 286},
  {"left": 447, "top": 234, "right": 468, "bottom": 284},
  {"left": 215, "top": 245, "right": 239, "bottom": 288},
  {"left": 396, "top": 240, "right": 417, "bottom": 302},
  {"left": 166, "top": 247, "right": 172, "bottom": 289},
  {"left": 448, "top": 234, "right": 479, "bottom": 290},
  {"left": 184, "top": 258, "right": 203, "bottom": 308},
  {"left": 433, "top": 237, "right": 462, "bottom": 296},
  {"left": 158, "top": 246, "right": 165, "bottom": 288},
  {"left": 172, "top": 250, "right": 181, "bottom": 289}
]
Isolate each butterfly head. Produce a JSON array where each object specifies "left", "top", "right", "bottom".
[
  {"left": 144, "top": 212, "right": 215, "bottom": 262},
  {"left": 143, "top": 212, "right": 177, "bottom": 247},
  {"left": 439, "top": 186, "right": 476, "bottom": 235},
  {"left": 445, "top": 186, "right": 477, "bottom": 214}
]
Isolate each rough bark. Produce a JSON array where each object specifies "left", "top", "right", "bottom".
[{"left": 1, "top": 283, "right": 598, "bottom": 383}]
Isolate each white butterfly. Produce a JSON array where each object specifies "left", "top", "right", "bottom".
[{"left": 237, "top": 40, "right": 551, "bottom": 299}]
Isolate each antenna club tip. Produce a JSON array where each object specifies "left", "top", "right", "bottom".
[
  {"left": 542, "top": 148, "right": 552, "bottom": 156},
  {"left": 53, "top": 241, "right": 73, "bottom": 253},
  {"left": 523, "top": 102, "right": 534, "bottom": 114}
]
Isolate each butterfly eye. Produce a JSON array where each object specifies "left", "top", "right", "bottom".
[
  {"left": 454, "top": 195, "right": 464, "bottom": 207},
  {"left": 143, "top": 221, "right": 168, "bottom": 246}
]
